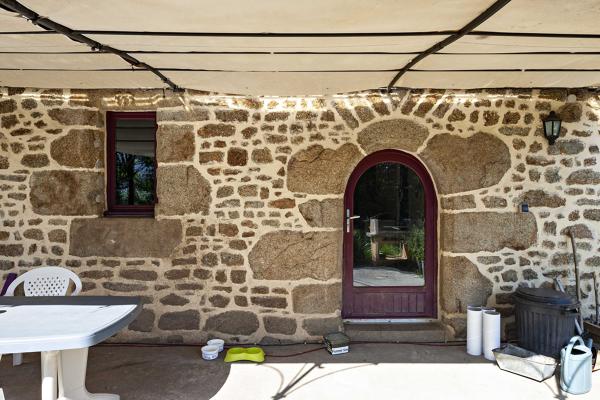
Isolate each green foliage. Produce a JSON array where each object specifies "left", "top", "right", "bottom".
[
  {"left": 379, "top": 243, "right": 402, "bottom": 257},
  {"left": 407, "top": 225, "right": 425, "bottom": 261},
  {"left": 353, "top": 229, "right": 372, "bottom": 262}
]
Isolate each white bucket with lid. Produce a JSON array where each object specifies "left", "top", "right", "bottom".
[{"left": 201, "top": 345, "right": 219, "bottom": 360}]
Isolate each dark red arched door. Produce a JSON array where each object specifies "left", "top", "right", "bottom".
[{"left": 342, "top": 150, "right": 437, "bottom": 318}]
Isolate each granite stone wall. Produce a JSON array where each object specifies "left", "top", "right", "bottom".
[{"left": 1, "top": 86, "right": 599, "bottom": 343}]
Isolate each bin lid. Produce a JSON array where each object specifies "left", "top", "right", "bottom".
[{"left": 514, "top": 287, "right": 577, "bottom": 306}]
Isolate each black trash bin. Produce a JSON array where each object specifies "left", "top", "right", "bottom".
[{"left": 513, "top": 287, "right": 579, "bottom": 358}]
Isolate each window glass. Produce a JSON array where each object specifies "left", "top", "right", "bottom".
[
  {"left": 114, "top": 118, "right": 155, "bottom": 206},
  {"left": 352, "top": 162, "right": 425, "bottom": 287}
]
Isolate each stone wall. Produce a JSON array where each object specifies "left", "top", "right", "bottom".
[{"left": 1, "top": 87, "right": 599, "bottom": 343}]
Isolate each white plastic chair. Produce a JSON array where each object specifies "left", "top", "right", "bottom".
[{"left": 6, "top": 267, "right": 82, "bottom": 366}]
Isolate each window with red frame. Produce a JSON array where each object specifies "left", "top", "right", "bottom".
[{"left": 106, "top": 112, "right": 157, "bottom": 217}]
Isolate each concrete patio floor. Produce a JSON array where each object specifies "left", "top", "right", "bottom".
[{"left": 1, "top": 343, "right": 599, "bottom": 399}]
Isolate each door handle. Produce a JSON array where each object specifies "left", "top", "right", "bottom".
[{"left": 346, "top": 215, "right": 360, "bottom": 233}]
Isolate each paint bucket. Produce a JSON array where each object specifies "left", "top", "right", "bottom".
[
  {"left": 207, "top": 339, "right": 225, "bottom": 352},
  {"left": 201, "top": 345, "right": 220, "bottom": 360}
]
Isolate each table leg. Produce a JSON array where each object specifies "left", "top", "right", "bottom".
[
  {"left": 57, "top": 348, "right": 118, "bottom": 400},
  {"left": 0, "top": 354, "right": 4, "bottom": 400},
  {"left": 41, "top": 350, "right": 59, "bottom": 400},
  {"left": 12, "top": 353, "right": 23, "bottom": 366}
]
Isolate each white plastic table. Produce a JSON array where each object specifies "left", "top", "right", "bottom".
[{"left": 0, "top": 296, "right": 141, "bottom": 400}]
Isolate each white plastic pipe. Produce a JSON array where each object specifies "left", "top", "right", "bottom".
[
  {"left": 466, "top": 306, "right": 483, "bottom": 356},
  {"left": 483, "top": 310, "right": 501, "bottom": 361}
]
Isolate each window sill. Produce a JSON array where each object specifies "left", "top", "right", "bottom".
[{"left": 103, "top": 210, "right": 155, "bottom": 218}]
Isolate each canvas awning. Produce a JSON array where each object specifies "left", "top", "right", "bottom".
[{"left": 1, "top": 0, "right": 600, "bottom": 95}]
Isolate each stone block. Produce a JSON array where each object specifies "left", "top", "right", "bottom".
[
  {"left": 70, "top": 218, "right": 182, "bottom": 257},
  {"left": 292, "top": 283, "right": 341, "bottom": 314},
  {"left": 264, "top": 316, "right": 297, "bottom": 335},
  {"left": 160, "top": 294, "right": 189, "bottom": 306},
  {"left": 129, "top": 309, "right": 155, "bottom": 332},
  {"left": 251, "top": 296, "right": 288, "bottom": 309},
  {"left": 156, "top": 165, "right": 211, "bottom": 215},
  {"left": 156, "top": 124, "right": 195, "bottom": 162},
  {"left": 227, "top": 147, "right": 247, "bottom": 166},
  {"left": 302, "top": 317, "right": 342, "bottom": 336},
  {"left": 158, "top": 310, "right": 200, "bottom": 331},
  {"left": 197, "top": 123, "right": 235, "bottom": 138},
  {"left": 251, "top": 148, "right": 273, "bottom": 164},
  {"left": 0, "top": 244, "right": 24, "bottom": 257},
  {"left": 209, "top": 294, "right": 230, "bottom": 308},
  {"left": 357, "top": 119, "right": 429, "bottom": 153},
  {"left": 268, "top": 198, "right": 295, "bottom": 209},
  {"left": 441, "top": 212, "right": 537, "bottom": 252},
  {"left": 287, "top": 144, "right": 362, "bottom": 194},
  {"left": 120, "top": 269, "right": 158, "bottom": 281},
  {"left": 198, "top": 151, "right": 224, "bottom": 164},
  {"left": 204, "top": 311, "right": 259, "bottom": 335},
  {"left": 48, "top": 108, "right": 102, "bottom": 127},
  {"left": 0, "top": 99, "right": 17, "bottom": 114},
  {"left": 441, "top": 195, "right": 476, "bottom": 210},
  {"left": 298, "top": 198, "right": 343, "bottom": 228},
  {"left": 441, "top": 256, "right": 493, "bottom": 313},
  {"left": 158, "top": 108, "right": 209, "bottom": 122},
  {"left": 30, "top": 170, "right": 104, "bottom": 215},
  {"left": 249, "top": 230, "right": 341, "bottom": 281},
  {"left": 566, "top": 169, "right": 600, "bottom": 185},
  {"left": 51, "top": 129, "right": 104, "bottom": 168},
  {"left": 516, "top": 190, "right": 565, "bottom": 208},
  {"left": 420, "top": 132, "right": 510, "bottom": 194},
  {"left": 215, "top": 109, "right": 248, "bottom": 122},
  {"left": 21, "top": 154, "right": 49, "bottom": 168}
]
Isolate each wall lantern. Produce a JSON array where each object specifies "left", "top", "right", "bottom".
[{"left": 543, "top": 111, "right": 561, "bottom": 145}]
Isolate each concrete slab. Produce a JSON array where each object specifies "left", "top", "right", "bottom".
[
  {"left": 1, "top": 343, "right": 599, "bottom": 399},
  {"left": 344, "top": 321, "right": 446, "bottom": 342}
]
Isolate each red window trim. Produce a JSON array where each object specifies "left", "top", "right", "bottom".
[{"left": 105, "top": 111, "right": 157, "bottom": 217}]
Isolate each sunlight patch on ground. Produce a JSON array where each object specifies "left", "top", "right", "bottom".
[{"left": 213, "top": 362, "right": 599, "bottom": 400}]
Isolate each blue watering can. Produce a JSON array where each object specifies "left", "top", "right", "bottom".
[{"left": 560, "top": 336, "right": 592, "bottom": 395}]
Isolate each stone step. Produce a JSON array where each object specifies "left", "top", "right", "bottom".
[{"left": 344, "top": 321, "right": 447, "bottom": 343}]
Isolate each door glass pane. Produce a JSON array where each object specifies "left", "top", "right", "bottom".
[
  {"left": 114, "top": 118, "right": 156, "bottom": 205},
  {"left": 352, "top": 162, "right": 425, "bottom": 287}
]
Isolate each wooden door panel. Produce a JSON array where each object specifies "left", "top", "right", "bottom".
[{"left": 342, "top": 150, "right": 437, "bottom": 319}]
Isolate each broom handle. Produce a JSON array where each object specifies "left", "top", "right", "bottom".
[
  {"left": 554, "top": 278, "right": 583, "bottom": 335},
  {"left": 594, "top": 272, "right": 600, "bottom": 324},
  {"left": 567, "top": 231, "right": 581, "bottom": 303}
]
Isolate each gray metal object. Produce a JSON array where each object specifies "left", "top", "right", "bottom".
[{"left": 493, "top": 344, "right": 557, "bottom": 382}]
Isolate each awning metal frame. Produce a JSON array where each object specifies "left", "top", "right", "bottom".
[
  {"left": 386, "top": 0, "right": 512, "bottom": 90},
  {"left": 0, "top": 0, "right": 182, "bottom": 91}
]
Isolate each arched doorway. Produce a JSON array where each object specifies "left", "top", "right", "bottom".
[{"left": 342, "top": 150, "right": 438, "bottom": 318}]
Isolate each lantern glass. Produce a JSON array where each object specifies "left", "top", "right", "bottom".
[
  {"left": 543, "top": 111, "right": 561, "bottom": 144},
  {"left": 552, "top": 120, "right": 560, "bottom": 136}
]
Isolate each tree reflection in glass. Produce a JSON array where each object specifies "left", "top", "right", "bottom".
[
  {"left": 114, "top": 119, "right": 155, "bottom": 205},
  {"left": 352, "top": 162, "right": 425, "bottom": 287}
]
